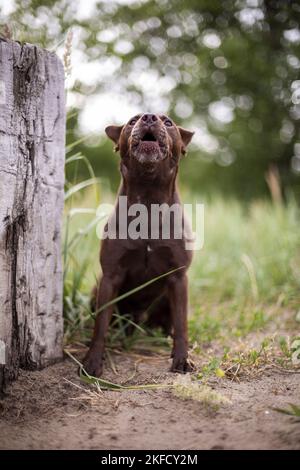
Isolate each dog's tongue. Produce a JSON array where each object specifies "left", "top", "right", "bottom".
[{"left": 133, "top": 140, "right": 161, "bottom": 164}]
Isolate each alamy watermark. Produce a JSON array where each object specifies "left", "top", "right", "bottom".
[{"left": 95, "top": 196, "right": 204, "bottom": 250}]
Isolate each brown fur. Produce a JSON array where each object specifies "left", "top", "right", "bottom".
[{"left": 83, "top": 113, "right": 194, "bottom": 376}]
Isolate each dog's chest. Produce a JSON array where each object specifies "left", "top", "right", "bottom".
[
  {"left": 143, "top": 241, "right": 172, "bottom": 268},
  {"left": 120, "top": 240, "right": 191, "bottom": 306},
  {"left": 121, "top": 240, "right": 173, "bottom": 278}
]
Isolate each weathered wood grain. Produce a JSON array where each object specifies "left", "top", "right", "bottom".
[{"left": 0, "top": 39, "right": 65, "bottom": 393}]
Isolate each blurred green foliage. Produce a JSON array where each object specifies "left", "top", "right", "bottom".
[{"left": 1, "top": 0, "right": 300, "bottom": 199}]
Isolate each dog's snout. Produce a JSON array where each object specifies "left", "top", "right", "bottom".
[{"left": 141, "top": 113, "right": 158, "bottom": 124}]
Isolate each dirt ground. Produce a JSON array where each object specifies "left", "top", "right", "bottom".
[{"left": 0, "top": 348, "right": 300, "bottom": 450}]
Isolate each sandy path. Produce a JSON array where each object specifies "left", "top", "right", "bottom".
[{"left": 0, "top": 351, "right": 299, "bottom": 450}]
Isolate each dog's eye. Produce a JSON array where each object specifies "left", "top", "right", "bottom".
[
  {"left": 164, "top": 119, "right": 173, "bottom": 127},
  {"left": 129, "top": 118, "right": 138, "bottom": 126}
]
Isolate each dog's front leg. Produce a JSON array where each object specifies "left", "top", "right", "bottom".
[
  {"left": 168, "top": 274, "right": 193, "bottom": 373},
  {"left": 83, "top": 275, "right": 122, "bottom": 377}
]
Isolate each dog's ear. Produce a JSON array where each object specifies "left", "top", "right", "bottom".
[
  {"left": 178, "top": 127, "right": 194, "bottom": 155},
  {"left": 105, "top": 125, "right": 124, "bottom": 151}
]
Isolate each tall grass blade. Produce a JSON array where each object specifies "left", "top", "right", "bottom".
[
  {"left": 64, "top": 178, "right": 101, "bottom": 201},
  {"left": 65, "top": 350, "right": 172, "bottom": 391},
  {"left": 92, "top": 266, "right": 185, "bottom": 317},
  {"left": 66, "top": 154, "right": 100, "bottom": 203},
  {"left": 66, "top": 134, "right": 95, "bottom": 153}
]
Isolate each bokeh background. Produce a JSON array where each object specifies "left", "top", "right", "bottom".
[
  {"left": 1, "top": 1, "right": 300, "bottom": 356},
  {"left": 1, "top": 0, "right": 300, "bottom": 200}
]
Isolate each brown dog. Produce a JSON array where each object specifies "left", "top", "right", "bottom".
[{"left": 83, "top": 113, "right": 194, "bottom": 377}]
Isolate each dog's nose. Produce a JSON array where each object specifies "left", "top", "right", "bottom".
[{"left": 141, "top": 113, "right": 158, "bottom": 124}]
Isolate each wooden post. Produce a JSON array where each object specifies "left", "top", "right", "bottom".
[{"left": 0, "top": 39, "right": 65, "bottom": 393}]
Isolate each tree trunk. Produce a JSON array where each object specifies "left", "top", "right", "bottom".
[{"left": 0, "top": 39, "right": 65, "bottom": 394}]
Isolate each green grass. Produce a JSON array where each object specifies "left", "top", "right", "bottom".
[
  {"left": 187, "top": 196, "right": 300, "bottom": 347},
  {"left": 189, "top": 197, "right": 300, "bottom": 304}
]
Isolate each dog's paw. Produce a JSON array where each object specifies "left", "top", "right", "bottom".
[
  {"left": 171, "top": 356, "right": 194, "bottom": 373},
  {"left": 81, "top": 352, "right": 103, "bottom": 378}
]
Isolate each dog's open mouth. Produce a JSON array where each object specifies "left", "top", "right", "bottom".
[
  {"left": 131, "top": 127, "right": 166, "bottom": 164},
  {"left": 141, "top": 131, "right": 157, "bottom": 142},
  {"left": 138, "top": 130, "right": 160, "bottom": 161}
]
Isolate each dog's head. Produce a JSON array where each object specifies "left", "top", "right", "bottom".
[{"left": 105, "top": 113, "right": 194, "bottom": 168}]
